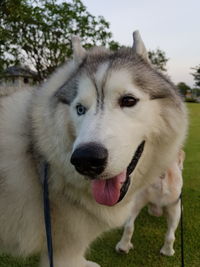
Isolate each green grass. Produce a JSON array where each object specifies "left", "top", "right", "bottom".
[{"left": 0, "top": 103, "right": 200, "bottom": 267}]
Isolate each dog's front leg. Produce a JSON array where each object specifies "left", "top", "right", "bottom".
[
  {"left": 39, "top": 252, "right": 100, "bottom": 267},
  {"left": 115, "top": 215, "right": 135, "bottom": 254},
  {"left": 115, "top": 197, "right": 146, "bottom": 254},
  {"left": 160, "top": 199, "right": 181, "bottom": 256}
]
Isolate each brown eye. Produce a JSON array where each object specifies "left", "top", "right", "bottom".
[{"left": 119, "top": 95, "right": 139, "bottom": 108}]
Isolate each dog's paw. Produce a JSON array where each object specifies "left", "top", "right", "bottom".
[
  {"left": 115, "top": 241, "right": 133, "bottom": 254},
  {"left": 86, "top": 260, "right": 101, "bottom": 267},
  {"left": 160, "top": 246, "right": 175, "bottom": 256}
]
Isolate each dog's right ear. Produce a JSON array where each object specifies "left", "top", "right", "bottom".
[
  {"left": 71, "top": 36, "right": 86, "bottom": 64},
  {"left": 132, "top": 31, "right": 149, "bottom": 62}
]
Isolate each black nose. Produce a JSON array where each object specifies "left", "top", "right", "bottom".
[{"left": 70, "top": 142, "right": 108, "bottom": 177}]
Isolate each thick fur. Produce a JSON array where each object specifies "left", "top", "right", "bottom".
[
  {"left": 116, "top": 150, "right": 185, "bottom": 256},
  {"left": 0, "top": 33, "right": 187, "bottom": 267}
]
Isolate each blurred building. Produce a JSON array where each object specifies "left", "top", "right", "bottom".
[{"left": 0, "top": 66, "right": 38, "bottom": 97}]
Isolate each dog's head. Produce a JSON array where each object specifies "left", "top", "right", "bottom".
[{"left": 33, "top": 31, "right": 187, "bottom": 206}]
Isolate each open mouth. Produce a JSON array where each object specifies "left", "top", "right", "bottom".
[{"left": 91, "top": 141, "right": 145, "bottom": 206}]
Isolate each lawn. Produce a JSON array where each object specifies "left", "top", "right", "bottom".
[{"left": 0, "top": 103, "right": 199, "bottom": 267}]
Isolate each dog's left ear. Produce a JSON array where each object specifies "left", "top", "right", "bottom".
[
  {"left": 132, "top": 31, "right": 149, "bottom": 62},
  {"left": 71, "top": 36, "right": 86, "bottom": 64}
]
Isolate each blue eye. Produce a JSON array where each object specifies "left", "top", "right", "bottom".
[{"left": 76, "top": 104, "right": 86, "bottom": 116}]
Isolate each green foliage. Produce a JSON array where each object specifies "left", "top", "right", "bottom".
[
  {"left": 0, "top": 0, "right": 168, "bottom": 80},
  {"left": 0, "top": 0, "right": 23, "bottom": 72},
  {"left": 177, "top": 82, "right": 191, "bottom": 97},
  {"left": 0, "top": 0, "right": 119, "bottom": 80},
  {"left": 191, "top": 65, "right": 200, "bottom": 87},
  {"left": 148, "top": 49, "right": 168, "bottom": 72},
  {"left": 185, "top": 98, "right": 197, "bottom": 103},
  {"left": 192, "top": 88, "right": 200, "bottom": 97}
]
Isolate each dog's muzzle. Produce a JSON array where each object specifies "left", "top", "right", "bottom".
[
  {"left": 70, "top": 142, "right": 108, "bottom": 177},
  {"left": 70, "top": 140, "right": 145, "bottom": 206}
]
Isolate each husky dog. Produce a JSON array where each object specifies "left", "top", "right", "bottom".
[
  {"left": 0, "top": 31, "right": 187, "bottom": 267},
  {"left": 116, "top": 150, "right": 185, "bottom": 256}
]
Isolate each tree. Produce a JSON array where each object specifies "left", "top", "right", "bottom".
[
  {"left": 0, "top": 0, "right": 23, "bottom": 73},
  {"left": 148, "top": 49, "right": 168, "bottom": 72},
  {"left": 192, "top": 88, "right": 200, "bottom": 97},
  {"left": 191, "top": 65, "right": 200, "bottom": 87},
  {"left": 177, "top": 82, "right": 191, "bottom": 97},
  {"left": 0, "top": 0, "right": 168, "bottom": 80},
  {"left": 0, "top": 0, "right": 119, "bottom": 81}
]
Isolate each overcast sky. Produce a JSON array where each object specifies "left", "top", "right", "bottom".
[{"left": 82, "top": 0, "right": 200, "bottom": 87}]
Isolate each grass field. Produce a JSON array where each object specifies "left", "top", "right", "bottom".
[{"left": 0, "top": 103, "right": 199, "bottom": 267}]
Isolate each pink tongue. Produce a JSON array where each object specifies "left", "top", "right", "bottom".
[{"left": 91, "top": 171, "right": 127, "bottom": 206}]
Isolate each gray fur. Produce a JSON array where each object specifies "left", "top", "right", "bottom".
[
  {"left": 132, "top": 30, "right": 149, "bottom": 62},
  {"left": 0, "top": 31, "right": 188, "bottom": 267},
  {"left": 56, "top": 46, "right": 180, "bottom": 108},
  {"left": 107, "top": 49, "right": 179, "bottom": 102},
  {"left": 55, "top": 72, "right": 79, "bottom": 104}
]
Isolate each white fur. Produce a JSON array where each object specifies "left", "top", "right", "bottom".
[{"left": 0, "top": 39, "right": 187, "bottom": 266}]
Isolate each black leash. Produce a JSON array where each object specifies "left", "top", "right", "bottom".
[
  {"left": 180, "top": 193, "right": 184, "bottom": 267},
  {"left": 42, "top": 162, "right": 54, "bottom": 267}
]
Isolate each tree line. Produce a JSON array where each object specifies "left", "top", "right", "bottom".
[
  {"left": 0, "top": 0, "right": 168, "bottom": 80},
  {"left": 0, "top": 0, "right": 199, "bottom": 96}
]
